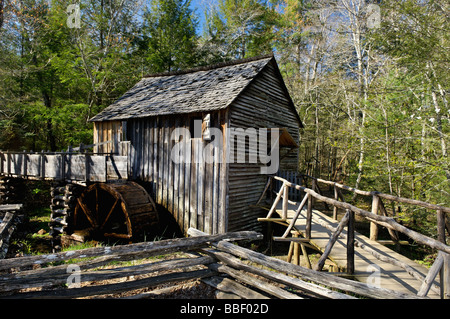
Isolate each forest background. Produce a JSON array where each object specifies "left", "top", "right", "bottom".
[{"left": 0, "top": 0, "right": 448, "bottom": 239}]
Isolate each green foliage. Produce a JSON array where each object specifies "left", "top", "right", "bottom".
[{"left": 143, "top": 0, "right": 199, "bottom": 72}]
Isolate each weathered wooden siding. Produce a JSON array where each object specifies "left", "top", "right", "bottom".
[
  {"left": 93, "top": 121, "right": 123, "bottom": 154},
  {"left": 227, "top": 60, "right": 300, "bottom": 232},
  {"left": 125, "top": 112, "right": 229, "bottom": 235}
]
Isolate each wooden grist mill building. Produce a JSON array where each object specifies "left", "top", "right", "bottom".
[{"left": 89, "top": 55, "right": 303, "bottom": 235}]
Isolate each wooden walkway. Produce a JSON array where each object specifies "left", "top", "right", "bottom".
[{"left": 273, "top": 201, "right": 441, "bottom": 298}]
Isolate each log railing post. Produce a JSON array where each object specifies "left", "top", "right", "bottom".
[
  {"left": 370, "top": 194, "right": 380, "bottom": 241},
  {"left": 306, "top": 192, "right": 313, "bottom": 239},
  {"left": 437, "top": 210, "right": 449, "bottom": 299},
  {"left": 282, "top": 182, "right": 289, "bottom": 220},
  {"left": 347, "top": 209, "right": 355, "bottom": 275},
  {"left": 333, "top": 185, "right": 338, "bottom": 220}
]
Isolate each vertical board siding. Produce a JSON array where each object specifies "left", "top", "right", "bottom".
[
  {"left": 93, "top": 121, "right": 123, "bottom": 154},
  {"left": 227, "top": 61, "right": 300, "bottom": 232},
  {"left": 127, "top": 112, "right": 226, "bottom": 235}
]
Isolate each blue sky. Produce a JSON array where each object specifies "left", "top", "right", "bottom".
[{"left": 189, "top": 0, "right": 215, "bottom": 33}]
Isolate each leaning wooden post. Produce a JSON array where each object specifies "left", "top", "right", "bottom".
[
  {"left": 370, "top": 194, "right": 380, "bottom": 241},
  {"left": 314, "top": 210, "right": 350, "bottom": 271},
  {"left": 347, "top": 209, "right": 355, "bottom": 275},
  {"left": 306, "top": 192, "right": 313, "bottom": 239}
]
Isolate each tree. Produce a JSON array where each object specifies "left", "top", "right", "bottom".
[
  {"left": 142, "top": 0, "right": 199, "bottom": 72},
  {"left": 204, "top": 0, "right": 276, "bottom": 59}
]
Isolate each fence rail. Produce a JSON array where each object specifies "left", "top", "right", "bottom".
[{"left": 0, "top": 229, "right": 425, "bottom": 299}]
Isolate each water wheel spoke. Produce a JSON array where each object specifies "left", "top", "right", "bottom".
[
  {"left": 100, "top": 198, "right": 119, "bottom": 231},
  {"left": 77, "top": 197, "right": 98, "bottom": 228}
]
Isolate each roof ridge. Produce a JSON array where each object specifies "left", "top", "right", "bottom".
[{"left": 143, "top": 53, "right": 274, "bottom": 78}]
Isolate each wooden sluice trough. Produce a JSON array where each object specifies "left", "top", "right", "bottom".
[{"left": 0, "top": 149, "right": 128, "bottom": 183}]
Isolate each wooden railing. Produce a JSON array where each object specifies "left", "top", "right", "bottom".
[
  {"left": 300, "top": 174, "right": 450, "bottom": 243},
  {"left": 257, "top": 174, "right": 450, "bottom": 298}
]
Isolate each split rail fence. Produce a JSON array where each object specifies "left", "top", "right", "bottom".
[
  {"left": 257, "top": 174, "right": 450, "bottom": 299},
  {"left": 0, "top": 228, "right": 425, "bottom": 299}
]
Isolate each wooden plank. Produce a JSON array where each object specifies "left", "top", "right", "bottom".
[
  {"left": 157, "top": 123, "right": 164, "bottom": 204},
  {"left": 204, "top": 138, "right": 214, "bottom": 234},
  {"left": 153, "top": 117, "right": 159, "bottom": 199},
  {"left": 87, "top": 155, "right": 107, "bottom": 182},
  {"left": 212, "top": 112, "right": 221, "bottom": 234},
  {"left": 197, "top": 138, "right": 204, "bottom": 232},
  {"left": 177, "top": 117, "right": 187, "bottom": 232},
  {"left": 109, "top": 156, "right": 127, "bottom": 180},
  {"left": 149, "top": 119, "right": 154, "bottom": 182},
  {"left": 167, "top": 118, "right": 174, "bottom": 214},
  {"left": 162, "top": 119, "right": 169, "bottom": 208},
  {"left": 190, "top": 137, "right": 198, "bottom": 230},
  {"left": 173, "top": 117, "right": 180, "bottom": 227},
  {"left": 219, "top": 109, "right": 229, "bottom": 233},
  {"left": 183, "top": 122, "right": 191, "bottom": 234}
]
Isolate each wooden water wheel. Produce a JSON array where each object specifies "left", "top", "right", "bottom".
[{"left": 72, "top": 181, "right": 159, "bottom": 241}]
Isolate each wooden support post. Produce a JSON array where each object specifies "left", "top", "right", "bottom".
[
  {"left": 301, "top": 242, "right": 312, "bottom": 269},
  {"left": 306, "top": 194, "right": 313, "bottom": 239},
  {"left": 443, "top": 253, "right": 450, "bottom": 299},
  {"left": 292, "top": 232, "right": 300, "bottom": 266},
  {"left": 437, "top": 210, "right": 449, "bottom": 299},
  {"left": 282, "top": 182, "right": 289, "bottom": 220},
  {"left": 347, "top": 209, "right": 355, "bottom": 275},
  {"left": 370, "top": 194, "right": 380, "bottom": 241},
  {"left": 333, "top": 185, "right": 338, "bottom": 220}
]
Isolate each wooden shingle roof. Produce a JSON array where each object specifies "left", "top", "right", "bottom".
[{"left": 90, "top": 55, "right": 275, "bottom": 122}]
